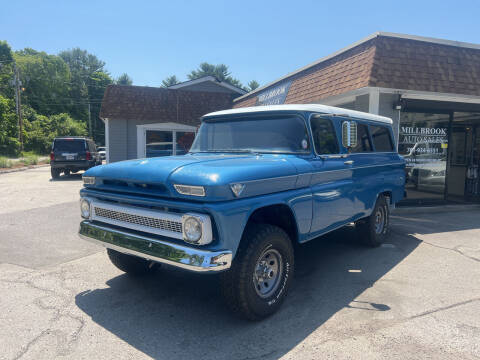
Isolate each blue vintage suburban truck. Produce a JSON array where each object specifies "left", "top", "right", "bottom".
[{"left": 79, "top": 104, "right": 405, "bottom": 320}]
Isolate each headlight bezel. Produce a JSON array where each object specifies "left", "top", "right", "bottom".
[
  {"left": 80, "top": 198, "right": 91, "bottom": 219},
  {"left": 182, "top": 213, "right": 212, "bottom": 245},
  {"left": 174, "top": 184, "right": 205, "bottom": 197}
]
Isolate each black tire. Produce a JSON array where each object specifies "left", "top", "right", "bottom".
[
  {"left": 51, "top": 167, "right": 61, "bottom": 179},
  {"left": 107, "top": 248, "right": 157, "bottom": 276},
  {"left": 63, "top": 169, "right": 71, "bottom": 176},
  {"left": 220, "top": 224, "right": 294, "bottom": 321},
  {"left": 355, "top": 195, "right": 390, "bottom": 247}
]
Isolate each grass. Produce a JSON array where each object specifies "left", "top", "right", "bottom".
[
  {"left": 0, "top": 152, "right": 49, "bottom": 169},
  {"left": 23, "top": 155, "right": 39, "bottom": 166},
  {"left": 0, "top": 156, "right": 13, "bottom": 168}
]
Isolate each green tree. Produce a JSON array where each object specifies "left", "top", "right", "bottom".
[
  {"left": 0, "top": 41, "right": 14, "bottom": 99},
  {"left": 161, "top": 75, "right": 180, "bottom": 87},
  {"left": 0, "top": 95, "right": 19, "bottom": 156},
  {"left": 59, "top": 48, "right": 112, "bottom": 142},
  {"left": 187, "top": 62, "right": 244, "bottom": 89},
  {"left": 116, "top": 73, "right": 133, "bottom": 85},
  {"left": 247, "top": 80, "right": 260, "bottom": 91},
  {"left": 14, "top": 49, "right": 71, "bottom": 115},
  {"left": 59, "top": 48, "right": 106, "bottom": 122}
]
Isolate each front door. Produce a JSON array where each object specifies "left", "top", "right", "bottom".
[{"left": 308, "top": 115, "right": 356, "bottom": 235}]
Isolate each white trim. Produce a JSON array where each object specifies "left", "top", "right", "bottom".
[
  {"left": 104, "top": 118, "right": 110, "bottom": 164},
  {"left": 169, "top": 76, "right": 246, "bottom": 95},
  {"left": 310, "top": 86, "right": 480, "bottom": 108},
  {"left": 234, "top": 31, "right": 480, "bottom": 103},
  {"left": 203, "top": 104, "right": 393, "bottom": 124},
  {"left": 369, "top": 88, "right": 380, "bottom": 114},
  {"left": 136, "top": 122, "right": 198, "bottom": 159}
]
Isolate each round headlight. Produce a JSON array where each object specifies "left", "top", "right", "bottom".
[
  {"left": 80, "top": 198, "right": 91, "bottom": 219},
  {"left": 183, "top": 216, "right": 202, "bottom": 243}
]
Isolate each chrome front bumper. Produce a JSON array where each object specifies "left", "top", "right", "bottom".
[{"left": 79, "top": 221, "right": 232, "bottom": 272}]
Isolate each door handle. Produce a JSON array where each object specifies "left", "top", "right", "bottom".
[{"left": 344, "top": 160, "right": 354, "bottom": 165}]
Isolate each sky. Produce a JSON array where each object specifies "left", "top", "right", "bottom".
[{"left": 1, "top": 0, "right": 478, "bottom": 89}]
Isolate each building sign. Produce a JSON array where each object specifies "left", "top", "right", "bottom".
[
  {"left": 256, "top": 81, "right": 292, "bottom": 106},
  {"left": 400, "top": 126, "right": 448, "bottom": 163}
]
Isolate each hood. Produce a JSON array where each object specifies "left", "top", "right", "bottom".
[{"left": 84, "top": 153, "right": 312, "bottom": 201}]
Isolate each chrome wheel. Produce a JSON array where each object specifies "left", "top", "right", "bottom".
[
  {"left": 253, "top": 248, "right": 283, "bottom": 298},
  {"left": 374, "top": 206, "right": 385, "bottom": 234}
]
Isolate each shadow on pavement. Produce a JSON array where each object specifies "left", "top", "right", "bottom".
[
  {"left": 49, "top": 173, "right": 83, "bottom": 181},
  {"left": 76, "top": 225, "right": 421, "bottom": 359}
]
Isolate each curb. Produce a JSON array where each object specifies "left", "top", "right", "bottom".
[
  {"left": 0, "top": 163, "right": 50, "bottom": 175},
  {"left": 393, "top": 203, "right": 480, "bottom": 215}
]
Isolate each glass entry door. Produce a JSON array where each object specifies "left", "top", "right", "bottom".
[
  {"left": 398, "top": 112, "right": 449, "bottom": 203},
  {"left": 446, "top": 113, "right": 480, "bottom": 202}
]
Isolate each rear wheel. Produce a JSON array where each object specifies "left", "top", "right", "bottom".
[
  {"left": 220, "top": 224, "right": 294, "bottom": 321},
  {"left": 107, "top": 248, "right": 158, "bottom": 276},
  {"left": 51, "top": 167, "right": 60, "bottom": 179},
  {"left": 355, "top": 195, "right": 390, "bottom": 247}
]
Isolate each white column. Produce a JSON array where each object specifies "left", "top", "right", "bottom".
[{"left": 369, "top": 88, "right": 380, "bottom": 115}]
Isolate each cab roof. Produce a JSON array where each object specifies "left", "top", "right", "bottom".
[{"left": 203, "top": 104, "right": 393, "bottom": 125}]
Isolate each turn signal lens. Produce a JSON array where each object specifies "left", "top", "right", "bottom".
[
  {"left": 50, "top": 152, "right": 54, "bottom": 161},
  {"left": 174, "top": 184, "right": 205, "bottom": 197},
  {"left": 83, "top": 176, "right": 95, "bottom": 185}
]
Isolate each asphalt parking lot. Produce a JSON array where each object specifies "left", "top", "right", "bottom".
[{"left": 0, "top": 166, "right": 479, "bottom": 360}]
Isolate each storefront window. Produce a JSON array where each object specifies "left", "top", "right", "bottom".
[{"left": 398, "top": 113, "right": 449, "bottom": 201}]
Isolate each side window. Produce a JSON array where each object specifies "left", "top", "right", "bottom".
[
  {"left": 351, "top": 123, "right": 372, "bottom": 153},
  {"left": 370, "top": 125, "right": 394, "bottom": 152},
  {"left": 310, "top": 116, "right": 339, "bottom": 155}
]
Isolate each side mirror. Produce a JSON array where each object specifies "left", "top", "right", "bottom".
[{"left": 342, "top": 121, "right": 357, "bottom": 149}]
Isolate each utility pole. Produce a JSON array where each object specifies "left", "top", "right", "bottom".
[
  {"left": 13, "top": 62, "right": 24, "bottom": 151},
  {"left": 88, "top": 102, "right": 92, "bottom": 139}
]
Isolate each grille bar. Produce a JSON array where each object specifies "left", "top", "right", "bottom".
[{"left": 90, "top": 200, "right": 184, "bottom": 240}]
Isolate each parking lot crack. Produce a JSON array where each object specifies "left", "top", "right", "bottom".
[{"left": 421, "top": 240, "right": 480, "bottom": 263}]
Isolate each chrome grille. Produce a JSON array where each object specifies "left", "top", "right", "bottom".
[{"left": 94, "top": 207, "right": 182, "bottom": 233}]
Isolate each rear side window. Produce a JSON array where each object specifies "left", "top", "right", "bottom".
[
  {"left": 54, "top": 139, "right": 86, "bottom": 152},
  {"left": 370, "top": 125, "right": 394, "bottom": 152},
  {"left": 310, "top": 116, "right": 339, "bottom": 154},
  {"left": 351, "top": 123, "right": 372, "bottom": 152}
]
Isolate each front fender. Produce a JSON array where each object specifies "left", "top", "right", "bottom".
[{"left": 207, "top": 187, "right": 313, "bottom": 258}]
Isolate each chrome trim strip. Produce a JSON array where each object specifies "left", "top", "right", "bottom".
[{"left": 79, "top": 221, "right": 232, "bottom": 272}]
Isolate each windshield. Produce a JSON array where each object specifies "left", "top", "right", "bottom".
[{"left": 190, "top": 115, "right": 310, "bottom": 154}]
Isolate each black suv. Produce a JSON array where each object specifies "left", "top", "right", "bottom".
[{"left": 50, "top": 137, "right": 101, "bottom": 179}]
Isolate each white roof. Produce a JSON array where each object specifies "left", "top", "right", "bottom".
[{"left": 203, "top": 104, "right": 393, "bottom": 124}]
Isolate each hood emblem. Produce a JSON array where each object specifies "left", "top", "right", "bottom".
[{"left": 230, "top": 183, "right": 245, "bottom": 197}]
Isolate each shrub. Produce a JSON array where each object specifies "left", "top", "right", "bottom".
[{"left": 23, "top": 155, "right": 38, "bottom": 166}]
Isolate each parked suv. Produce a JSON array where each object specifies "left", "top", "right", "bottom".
[
  {"left": 50, "top": 137, "right": 101, "bottom": 179},
  {"left": 78, "top": 104, "right": 405, "bottom": 320}
]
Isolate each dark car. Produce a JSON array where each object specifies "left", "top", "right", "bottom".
[{"left": 50, "top": 137, "right": 101, "bottom": 179}]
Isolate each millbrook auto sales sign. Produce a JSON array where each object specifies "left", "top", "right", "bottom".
[{"left": 256, "top": 81, "right": 292, "bottom": 106}]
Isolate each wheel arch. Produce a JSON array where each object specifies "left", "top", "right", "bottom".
[{"left": 242, "top": 203, "right": 299, "bottom": 246}]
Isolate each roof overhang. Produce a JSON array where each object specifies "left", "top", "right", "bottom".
[{"left": 235, "top": 32, "right": 480, "bottom": 103}]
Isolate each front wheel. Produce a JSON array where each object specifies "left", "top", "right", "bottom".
[
  {"left": 355, "top": 195, "right": 390, "bottom": 247},
  {"left": 220, "top": 224, "right": 294, "bottom": 321}
]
